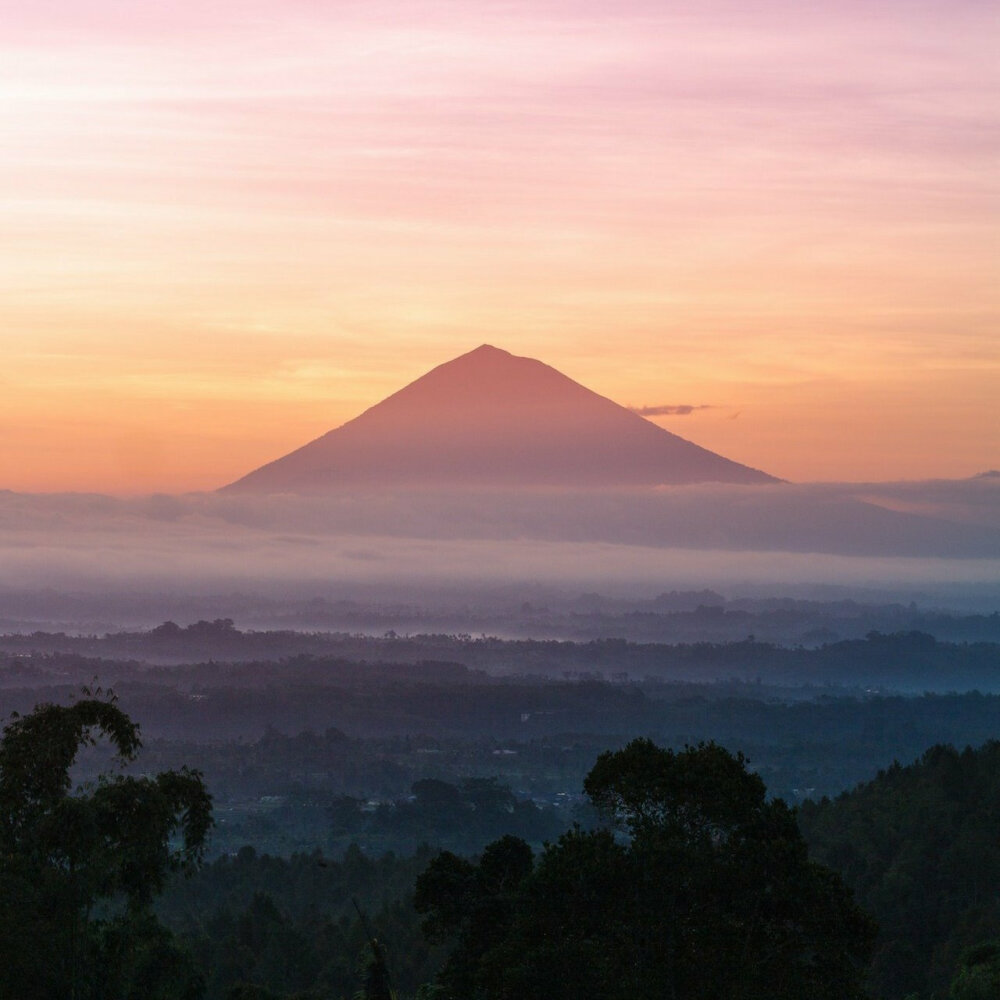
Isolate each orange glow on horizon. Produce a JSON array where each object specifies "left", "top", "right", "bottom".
[{"left": 1, "top": 0, "right": 997, "bottom": 493}]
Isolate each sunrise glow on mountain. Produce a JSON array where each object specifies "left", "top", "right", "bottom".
[{"left": 224, "top": 345, "right": 776, "bottom": 491}]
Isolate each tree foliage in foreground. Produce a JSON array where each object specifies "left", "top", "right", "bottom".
[
  {"left": 415, "top": 738, "right": 875, "bottom": 1000},
  {"left": 0, "top": 697, "right": 212, "bottom": 1000},
  {"left": 800, "top": 740, "right": 1000, "bottom": 1000}
]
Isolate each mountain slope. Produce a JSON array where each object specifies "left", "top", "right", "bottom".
[{"left": 223, "top": 345, "right": 776, "bottom": 492}]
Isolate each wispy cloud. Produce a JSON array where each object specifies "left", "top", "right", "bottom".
[{"left": 629, "top": 404, "right": 715, "bottom": 417}]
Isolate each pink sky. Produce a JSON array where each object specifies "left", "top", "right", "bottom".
[{"left": 1, "top": 0, "right": 997, "bottom": 492}]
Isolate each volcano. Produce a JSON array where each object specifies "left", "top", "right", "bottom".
[{"left": 222, "top": 345, "right": 776, "bottom": 492}]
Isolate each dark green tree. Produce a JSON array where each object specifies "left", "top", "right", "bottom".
[
  {"left": 415, "top": 835, "right": 533, "bottom": 998},
  {"left": 359, "top": 938, "right": 395, "bottom": 1000},
  {"left": 417, "top": 739, "right": 875, "bottom": 1000},
  {"left": 950, "top": 942, "right": 1000, "bottom": 1000},
  {"left": 0, "top": 697, "right": 212, "bottom": 1000}
]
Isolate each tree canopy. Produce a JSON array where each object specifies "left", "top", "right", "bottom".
[
  {"left": 0, "top": 696, "right": 212, "bottom": 1000},
  {"left": 416, "top": 738, "right": 875, "bottom": 1000},
  {"left": 800, "top": 740, "right": 1000, "bottom": 999}
]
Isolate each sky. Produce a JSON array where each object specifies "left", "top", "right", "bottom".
[{"left": 2, "top": 0, "right": 997, "bottom": 494}]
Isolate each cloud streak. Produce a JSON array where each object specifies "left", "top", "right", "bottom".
[{"left": 630, "top": 404, "right": 715, "bottom": 417}]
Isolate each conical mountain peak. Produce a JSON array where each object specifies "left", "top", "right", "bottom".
[
  {"left": 466, "top": 343, "right": 508, "bottom": 357},
  {"left": 431, "top": 343, "right": 514, "bottom": 368},
  {"left": 223, "top": 346, "right": 776, "bottom": 492}
]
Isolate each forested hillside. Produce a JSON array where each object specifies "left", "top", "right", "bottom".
[{"left": 800, "top": 741, "right": 1000, "bottom": 999}]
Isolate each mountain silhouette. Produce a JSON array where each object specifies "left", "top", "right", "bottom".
[{"left": 222, "top": 345, "right": 777, "bottom": 492}]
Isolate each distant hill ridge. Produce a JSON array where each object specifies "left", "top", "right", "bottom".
[{"left": 223, "top": 344, "right": 777, "bottom": 492}]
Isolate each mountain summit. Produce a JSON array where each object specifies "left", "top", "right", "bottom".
[{"left": 222, "top": 345, "right": 776, "bottom": 491}]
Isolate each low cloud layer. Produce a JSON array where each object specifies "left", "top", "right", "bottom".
[{"left": 0, "top": 479, "right": 997, "bottom": 610}]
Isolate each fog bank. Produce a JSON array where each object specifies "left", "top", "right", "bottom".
[{"left": 0, "top": 481, "right": 998, "bottom": 611}]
